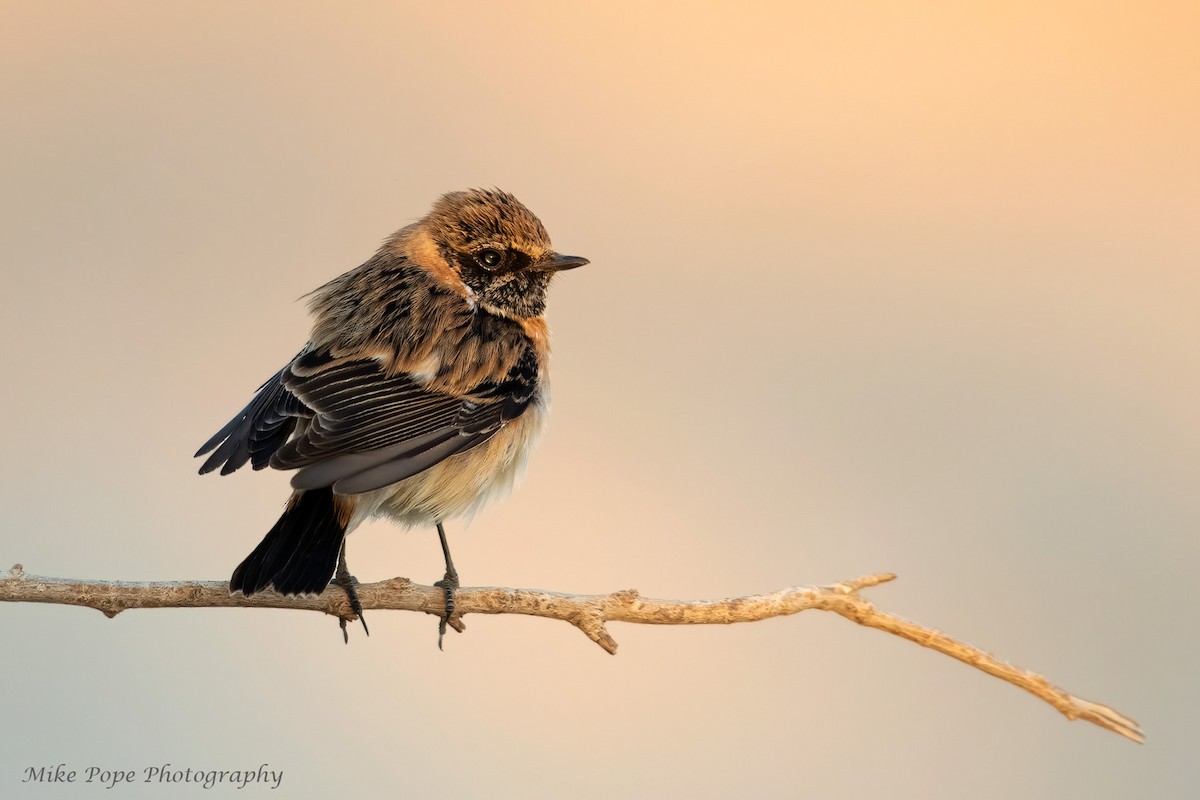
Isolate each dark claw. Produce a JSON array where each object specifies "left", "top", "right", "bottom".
[
  {"left": 434, "top": 520, "right": 459, "bottom": 650},
  {"left": 433, "top": 573, "right": 458, "bottom": 650},
  {"left": 334, "top": 540, "right": 368, "bottom": 642}
]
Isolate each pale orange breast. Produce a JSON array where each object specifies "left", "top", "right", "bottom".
[{"left": 347, "top": 389, "right": 549, "bottom": 530}]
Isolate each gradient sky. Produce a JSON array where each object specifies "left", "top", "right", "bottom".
[{"left": 2, "top": 2, "right": 1197, "bottom": 798}]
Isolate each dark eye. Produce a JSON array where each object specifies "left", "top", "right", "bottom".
[{"left": 476, "top": 248, "right": 504, "bottom": 269}]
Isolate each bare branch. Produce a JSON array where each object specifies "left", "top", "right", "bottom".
[{"left": 0, "top": 563, "right": 1142, "bottom": 743}]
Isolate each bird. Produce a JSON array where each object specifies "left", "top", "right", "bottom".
[{"left": 194, "top": 188, "right": 588, "bottom": 644}]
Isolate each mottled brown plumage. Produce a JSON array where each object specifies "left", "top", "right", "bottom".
[{"left": 196, "top": 189, "right": 587, "bottom": 641}]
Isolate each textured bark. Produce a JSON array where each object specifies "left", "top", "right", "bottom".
[{"left": 1, "top": 564, "right": 1141, "bottom": 743}]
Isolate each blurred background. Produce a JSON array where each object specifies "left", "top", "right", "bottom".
[{"left": 2, "top": 1, "right": 1196, "bottom": 797}]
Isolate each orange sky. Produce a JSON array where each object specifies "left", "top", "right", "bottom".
[{"left": 2, "top": 3, "right": 1197, "bottom": 798}]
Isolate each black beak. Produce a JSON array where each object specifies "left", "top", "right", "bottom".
[{"left": 537, "top": 252, "right": 590, "bottom": 272}]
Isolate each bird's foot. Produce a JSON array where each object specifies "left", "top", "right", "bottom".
[
  {"left": 333, "top": 569, "right": 369, "bottom": 644},
  {"left": 433, "top": 567, "right": 459, "bottom": 650}
]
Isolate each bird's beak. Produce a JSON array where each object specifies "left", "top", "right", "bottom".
[{"left": 537, "top": 252, "right": 590, "bottom": 272}]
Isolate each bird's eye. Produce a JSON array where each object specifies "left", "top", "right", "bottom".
[{"left": 476, "top": 248, "right": 504, "bottom": 269}]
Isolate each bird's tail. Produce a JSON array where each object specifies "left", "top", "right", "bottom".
[{"left": 230, "top": 488, "right": 350, "bottom": 596}]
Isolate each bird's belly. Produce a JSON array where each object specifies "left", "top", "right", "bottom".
[{"left": 350, "top": 395, "right": 547, "bottom": 529}]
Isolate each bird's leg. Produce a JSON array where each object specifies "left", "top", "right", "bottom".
[
  {"left": 333, "top": 538, "right": 369, "bottom": 643},
  {"left": 432, "top": 520, "right": 460, "bottom": 650}
]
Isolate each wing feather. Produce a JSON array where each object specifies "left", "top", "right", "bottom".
[
  {"left": 198, "top": 340, "right": 539, "bottom": 493},
  {"left": 195, "top": 363, "right": 309, "bottom": 475}
]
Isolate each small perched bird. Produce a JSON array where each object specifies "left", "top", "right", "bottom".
[{"left": 195, "top": 189, "right": 587, "bottom": 643}]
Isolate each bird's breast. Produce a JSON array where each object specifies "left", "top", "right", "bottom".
[{"left": 352, "top": 386, "right": 549, "bottom": 530}]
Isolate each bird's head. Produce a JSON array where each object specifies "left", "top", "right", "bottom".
[{"left": 416, "top": 188, "right": 588, "bottom": 318}]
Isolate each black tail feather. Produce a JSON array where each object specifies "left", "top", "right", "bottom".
[{"left": 230, "top": 488, "right": 346, "bottom": 596}]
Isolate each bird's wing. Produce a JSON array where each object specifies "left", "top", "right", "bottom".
[
  {"left": 195, "top": 358, "right": 311, "bottom": 475},
  {"left": 196, "top": 343, "right": 539, "bottom": 494}
]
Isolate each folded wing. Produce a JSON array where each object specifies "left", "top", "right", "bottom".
[{"left": 196, "top": 344, "right": 539, "bottom": 494}]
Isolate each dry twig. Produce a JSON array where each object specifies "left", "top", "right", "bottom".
[{"left": 0, "top": 563, "right": 1142, "bottom": 743}]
